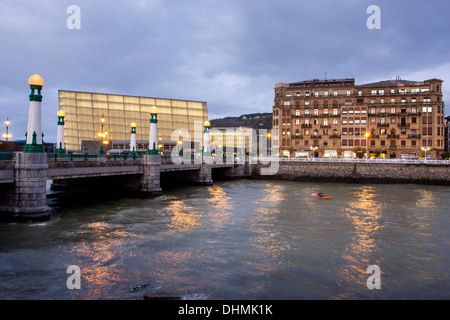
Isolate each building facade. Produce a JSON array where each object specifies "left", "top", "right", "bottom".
[
  {"left": 272, "top": 78, "right": 445, "bottom": 159},
  {"left": 445, "top": 115, "right": 450, "bottom": 153},
  {"left": 58, "top": 90, "right": 208, "bottom": 152}
]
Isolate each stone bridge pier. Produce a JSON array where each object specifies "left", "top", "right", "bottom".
[
  {"left": 140, "top": 155, "right": 163, "bottom": 195},
  {"left": 3, "top": 153, "right": 50, "bottom": 219}
]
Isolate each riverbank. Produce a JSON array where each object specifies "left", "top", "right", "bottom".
[{"left": 252, "top": 160, "right": 450, "bottom": 185}]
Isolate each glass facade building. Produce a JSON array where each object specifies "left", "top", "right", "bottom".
[{"left": 58, "top": 90, "right": 208, "bottom": 152}]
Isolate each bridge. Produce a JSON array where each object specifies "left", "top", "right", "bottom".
[{"left": 0, "top": 152, "right": 251, "bottom": 219}]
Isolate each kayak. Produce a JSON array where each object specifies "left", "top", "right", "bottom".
[{"left": 311, "top": 194, "right": 332, "bottom": 199}]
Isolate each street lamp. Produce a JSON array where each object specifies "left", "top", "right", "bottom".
[
  {"left": 421, "top": 147, "right": 430, "bottom": 161},
  {"left": 365, "top": 132, "right": 370, "bottom": 159},
  {"left": 99, "top": 114, "right": 107, "bottom": 154},
  {"left": 267, "top": 132, "right": 272, "bottom": 156},
  {"left": 3, "top": 117, "right": 11, "bottom": 141}
]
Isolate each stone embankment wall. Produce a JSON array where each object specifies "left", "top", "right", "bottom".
[{"left": 252, "top": 161, "right": 450, "bottom": 185}]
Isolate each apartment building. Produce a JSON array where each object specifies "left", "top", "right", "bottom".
[{"left": 272, "top": 78, "right": 445, "bottom": 159}]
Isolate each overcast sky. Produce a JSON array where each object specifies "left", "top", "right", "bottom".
[{"left": 1, "top": 0, "right": 450, "bottom": 142}]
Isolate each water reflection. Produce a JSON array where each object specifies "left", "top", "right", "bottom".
[
  {"left": 67, "top": 221, "right": 132, "bottom": 299},
  {"left": 338, "top": 186, "right": 384, "bottom": 299},
  {"left": 415, "top": 189, "right": 439, "bottom": 208},
  {"left": 205, "top": 185, "right": 232, "bottom": 230},
  {"left": 250, "top": 183, "right": 290, "bottom": 269},
  {"left": 165, "top": 200, "right": 200, "bottom": 232}
]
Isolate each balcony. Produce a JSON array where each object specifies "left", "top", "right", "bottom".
[
  {"left": 330, "top": 134, "right": 341, "bottom": 138},
  {"left": 397, "top": 123, "right": 411, "bottom": 128},
  {"left": 388, "top": 134, "right": 400, "bottom": 139},
  {"left": 320, "top": 124, "right": 331, "bottom": 128},
  {"left": 301, "top": 124, "right": 312, "bottom": 128},
  {"left": 293, "top": 134, "right": 303, "bottom": 138},
  {"left": 408, "top": 134, "right": 421, "bottom": 138},
  {"left": 377, "top": 123, "right": 389, "bottom": 128},
  {"left": 310, "top": 135, "right": 322, "bottom": 139}
]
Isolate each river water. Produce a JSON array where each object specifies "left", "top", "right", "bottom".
[{"left": 0, "top": 179, "right": 448, "bottom": 300}]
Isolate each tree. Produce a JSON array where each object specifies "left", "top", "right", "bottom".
[
  {"left": 440, "top": 152, "right": 450, "bottom": 160},
  {"left": 353, "top": 146, "right": 365, "bottom": 159}
]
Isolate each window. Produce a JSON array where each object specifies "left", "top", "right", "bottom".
[
  {"left": 305, "top": 101, "right": 310, "bottom": 106},
  {"left": 334, "top": 91, "right": 338, "bottom": 97},
  {"left": 371, "top": 90, "right": 377, "bottom": 95},
  {"left": 323, "top": 119, "right": 328, "bottom": 126},
  {"left": 323, "top": 109, "right": 328, "bottom": 115},
  {"left": 379, "top": 90, "right": 384, "bottom": 95},
  {"left": 333, "top": 118, "right": 338, "bottom": 125},
  {"left": 304, "top": 140, "right": 309, "bottom": 146},
  {"left": 295, "top": 119, "right": 300, "bottom": 125},
  {"left": 380, "top": 117, "right": 386, "bottom": 124},
  {"left": 284, "top": 101, "right": 290, "bottom": 106},
  {"left": 370, "top": 107, "right": 376, "bottom": 114},
  {"left": 314, "top": 109, "right": 319, "bottom": 116},
  {"left": 346, "top": 91, "right": 351, "bottom": 96},
  {"left": 391, "top": 107, "right": 396, "bottom": 114},
  {"left": 381, "top": 140, "right": 385, "bottom": 146},
  {"left": 391, "top": 118, "right": 396, "bottom": 124},
  {"left": 370, "top": 117, "right": 376, "bottom": 124},
  {"left": 315, "top": 92, "right": 319, "bottom": 97},
  {"left": 324, "top": 92, "right": 329, "bottom": 97},
  {"left": 333, "top": 108, "right": 338, "bottom": 115},
  {"left": 380, "top": 129, "right": 386, "bottom": 135},
  {"left": 305, "top": 109, "right": 310, "bottom": 115},
  {"left": 295, "top": 110, "right": 300, "bottom": 116}
]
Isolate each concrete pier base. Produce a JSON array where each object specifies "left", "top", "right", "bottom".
[
  {"left": 4, "top": 153, "right": 50, "bottom": 219},
  {"left": 197, "top": 163, "right": 213, "bottom": 185},
  {"left": 140, "top": 155, "right": 162, "bottom": 195}
]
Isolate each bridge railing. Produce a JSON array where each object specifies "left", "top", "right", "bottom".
[
  {"left": 47, "top": 153, "right": 145, "bottom": 162},
  {"left": 47, "top": 153, "right": 99, "bottom": 162},
  {"left": 106, "top": 154, "right": 143, "bottom": 161},
  {"left": 0, "top": 152, "right": 14, "bottom": 161}
]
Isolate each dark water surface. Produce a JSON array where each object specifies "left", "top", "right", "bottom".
[{"left": 0, "top": 180, "right": 448, "bottom": 299}]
